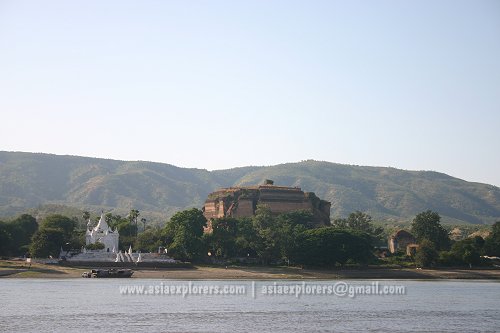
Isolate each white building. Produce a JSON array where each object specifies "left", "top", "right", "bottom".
[{"left": 85, "top": 212, "right": 119, "bottom": 253}]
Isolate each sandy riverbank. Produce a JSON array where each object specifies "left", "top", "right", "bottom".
[{"left": 1, "top": 260, "right": 500, "bottom": 280}]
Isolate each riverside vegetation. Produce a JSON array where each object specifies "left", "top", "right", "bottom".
[{"left": 1, "top": 206, "right": 499, "bottom": 269}]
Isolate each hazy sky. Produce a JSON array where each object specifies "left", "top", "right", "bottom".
[{"left": 1, "top": 1, "right": 499, "bottom": 186}]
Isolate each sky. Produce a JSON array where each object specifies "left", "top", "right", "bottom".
[{"left": 1, "top": 1, "right": 499, "bottom": 186}]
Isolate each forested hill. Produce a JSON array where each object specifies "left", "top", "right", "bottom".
[{"left": 0, "top": 151, "right": 499, "bottom": 225}]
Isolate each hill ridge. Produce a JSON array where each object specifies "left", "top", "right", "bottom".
[{"left": 0, "top": 151, "right": 499, "bottom": 224}]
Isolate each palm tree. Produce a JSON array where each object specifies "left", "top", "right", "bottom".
[{"left": 128, "top": 209, "right": 140, "bottom": 237}]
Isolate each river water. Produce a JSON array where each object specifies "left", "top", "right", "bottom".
[{"left": 0, "top": 279, "right": 499, "bottom": 332}]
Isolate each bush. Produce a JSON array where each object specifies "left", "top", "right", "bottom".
[
  {"left": 290, "top": 227, "right": 374, "bottom": 267},
  {"left": 85, "top": 242, "right": 105, "bottom": 250},
  {"left": 415, "top": 239, "right": 438, "bottom": 268}
]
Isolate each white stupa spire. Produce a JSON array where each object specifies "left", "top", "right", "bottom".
[
  {"left": 85, "top": 209, "right": 119, "bottom": 254},
  {"left": 94, "top": 212, "right": 110, "bottom": 231}
]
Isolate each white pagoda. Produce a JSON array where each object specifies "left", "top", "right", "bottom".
[{"left": 85, "top": 212, "right": 119, "bottom": 253}]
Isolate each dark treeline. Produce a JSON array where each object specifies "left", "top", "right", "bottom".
[
  {"left": 0, "top": 214, "right": 38, "bottom": 257},
  {"left": 1, "top": 206, "right": 499, "bottom": 269},
  {"left": 410, "top": 210, "right": 500, "bottom": 268},
  {"left": 200, "top": 206, "right": 378, "bottom": 266}
]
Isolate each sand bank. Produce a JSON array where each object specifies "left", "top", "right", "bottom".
[{"left": 1, "top": 260, "right": 499, "bottom": 280}]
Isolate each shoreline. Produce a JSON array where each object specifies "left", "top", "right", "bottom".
[{"left": 1, "top": 260, "right": 500, "bottom": 280}]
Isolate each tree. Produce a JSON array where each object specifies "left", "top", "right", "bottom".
[
  {"left": 290, "top": 227, "right": 373, "bottom": 267},
  {"left": 415, "top": 239, "right": 438, "bottom": 268},
  {"left": 252, "top": 204, "right": 280, "bottom": 263},
  {"left": 462, "top": 249, "right": 480, "bottom": 268},
  {"left": 40, "top": 214, "right": 76, "bottom": 242},
  {"left": 11, "top": 214, "right": 38, "bottom": 247},
  {"left": 1, "top": 214, "right": 38, "bottom": 256},
  {"left": 128, "top": 209, "right": 140, "bottom": 237},
  {"left": 209, "top": 217, "right": 238, "bottom": 258},
  {"left": 492, "top": 221, "right": 500, "bottom": 236},
  {"left": 440, "top": 236, "right": 484, "bottom": 267},
  {"left": 332, "top": 210, "right": 386, "bottom": 244},
  {"left": 233, "top": 217, "right": 258, "bottom": 258},
  {"left": 332, "top": 211, "right": 384, "bottom": 243},
  {"left": 163, "top": 208, "right": 206, "bottom": 261},
  {"left": 105, "top": 213, "right": 126, "bottom": 230},
  {"left": 274, "top": 210, "right": 311, "bottom": 263},
  {"left": 115, "top": 217, "right": 137, "bottom": 251},
  {"left": 484, "top": 221, "right": 500, "bottom": 256},
  {"left": 411, "top": 210, "right": 450, "bottom": 250},
  {"left": 29, "top": 215, "right": 77, "bottom": 257},
  {"left": 30, "top": 228, "right": 65, "bottom": 258},
  {"left": 331, "top": 217, "right": 348, "bottom": 229},
  {"left": 0, "top": 221, "right": 12, "bottom": 256},
  {"left": 135, "top": 228, "right": 163, "bottom": 253}
]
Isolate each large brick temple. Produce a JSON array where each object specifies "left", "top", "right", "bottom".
[{"left": 202, "top": 180, "right": 331, "bottom": 228}]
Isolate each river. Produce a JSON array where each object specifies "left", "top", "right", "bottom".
[{"left": 0, "top": 279, "right": 499, "bottom": 332}]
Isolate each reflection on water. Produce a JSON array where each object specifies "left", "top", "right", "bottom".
[{"left": 0, "top": 279, "right": 499, "bottom": 332}]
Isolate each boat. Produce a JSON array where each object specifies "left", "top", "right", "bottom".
[{"left": 81, "top": 268, "right": 133, "bottom": 278}]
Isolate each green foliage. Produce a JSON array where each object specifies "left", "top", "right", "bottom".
[
  {"left": 163, "top": 208, "right": 206, "bottom": 261},
  {"left": 439, "top": 236, "right": 485, "bottom": 267},
  {"left": 128, "top": 209, "right": 140, "bottom": 235},
  {"left": 134, "top": 228, "right": 163, "bottom": 253},
  {"left": 415, "top": 239, "right": 438, "bottom": 268},
  {"left": 1, "top": 151, "right": 499, "bottom": 225},
  {"left": 248, "top": 205, "right": 313, "bottom": 263},
  {"left": 382, "top": 252, "right": 416, "bottom": 268},
  {"left": 29, "top": 214, "right": 77, "bottom": 258},
  {"left": 204, "top": 207, "right": 378, "bottom": 267},
  {"left": 10, "top": 214, "right": 38, "bottom": 247},
  {"left": 251, "top": 204, "right": 280, "bottom": 263},
  {"left": 233, "top": 217, "right": 258, "bottom": 257},
  {"left": 40, "top": 215, "right": 76, "bottom": 240},
  {"left": 411, "top": 210, "right": 450, "bottom": 250},
  {"left": 462, "top": 248, "right": 480, "bottom": 267},
  {"left": 0, "top": 207, "right": 436, "bottom": 269},
  {"left": 85, "top": 242, "right": 105, "bottom": 250},
  {"left": 274, "top": 210, "right": 311, "bottom": 262},
  {"left": 0, "top": 214, "right": 38, "bottom": 256},
  {"left": 332, "top": 211, "right": 384, "bottom": 245},
  {"left": 204, "top": 209, "right": 314, "bottom": 263},
  {"left": 483, "top": 221, "right": 500, "bottom": 256},
  {"left": 290, "top": 227, "right": 374, "bottom": 267},
  {"left": 492, "top": 221, "right": 500, "bottom": 236},
  {"left": 208, "top": 217, "right": 238, "bottom": 258},
  {"left": 332, "top": 211, "right": 371, "bottom": 230},
  {"left": 82, "top": 211, "right": 91, "bottom": 222},
  {"left": 30, "top": 228, "right": 65, "bottom": 258},
  {"left": 0, "top": 221, "right": 12, "bottom": 256}
]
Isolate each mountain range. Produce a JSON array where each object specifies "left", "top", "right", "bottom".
[{"left": 0, "top": 151, "right": 499, "bottom": 225}]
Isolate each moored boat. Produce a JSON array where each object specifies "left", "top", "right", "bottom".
[{"left": 81, "top": 269, "right": 133, "bottom": 278}]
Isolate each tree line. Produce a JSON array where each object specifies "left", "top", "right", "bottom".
[
  {"left": 410, "top": 210, "right": 500, "bottom": 267},
  {"left": 1, "top": 206, "right": 499, "bottom": 268}
]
